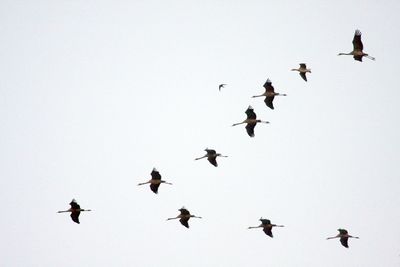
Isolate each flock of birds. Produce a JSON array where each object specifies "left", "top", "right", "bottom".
[{"left": 57, "top": 29, "right": 375, "bottom": 248}]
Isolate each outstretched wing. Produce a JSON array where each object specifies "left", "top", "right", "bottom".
[
  {"left": 70, "top": 211, "right": 80, "bottom": 224},
  {"left": 260, "top": 219, "right": 271, "bottom": 225},
  {"left": 264, "top": 96, "right": 274, "bottom": 110},
  {"left": 340, "top": 237, "right": 349, "bottom": 248},
  {"left": 338, "top": 229, "right": 348, "bottom": 235},
  {"left": 150, "top": 183, "right": 160, "bottom": 194},
  {"left": 179, "top": 218, "right": 189, "bottom": 228},
  {"left": 352, "top": 30, "right": 363, "bottom": 51},
  {"left": 245, "top": 107, "right": 257, "bottom": 120},
  {"left": 207, "top": 156, "right": 218, "bottom": 167},
  {"left": 70, "top": 200, "right": 80, "bottom": 210},
  {"left": 205, "top": 149, "right": 216, "bottom": 155},
  {"left": 353, "top": 55, "right": 363, "bottom": 62},
  {"left": 245, "top": 123, "right": 256, "bottom": 137},
  {"left": 263, "top": 79, "right": 274, "bottom": 93},
  {"left": 151, "top": 169, "right": 161, "bottom": 180},
  {"left": 179, "top": 208, "right": 190, "bottom": 216},
  {"left": 263, "top": 226, "right": 273, "bottom": 237},
  {"left": 300, "top": 72, "right": 307, "bottom": 81}
]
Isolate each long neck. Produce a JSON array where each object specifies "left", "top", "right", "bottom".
[
  {"left": 232, "top": 121, "right": 246, "bottom": 126},
  {"left": 195, "top": 155, "right": 207, "bottom": 160},
  {"left": 167, "top": 216, "right": 179, "bottom": 220},
  {"left": 326, "top": 235, "right": 339, "bottom": 240},
  {"left": 57, "top": 210, "right": 70, "bottom": 213},
  {"left": 248, "top": 226, "right": 262, "bottom": 229},
  {"left": 252, "top": 94, "right": 264, "bottom": 98}
]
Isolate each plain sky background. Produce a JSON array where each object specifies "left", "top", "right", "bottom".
[{"left": 1, "top": 0, "right": 400, "bottom": 266}]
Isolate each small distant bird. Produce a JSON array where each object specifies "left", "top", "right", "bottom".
[
  {"left": 167, "top": 207, "right": 202, "bottom": 228},
  {"left": 137, "top": 168, "right": 172, "bottom": 194},
  {"left": 195, "top": 148, "right": 228, "bottom": 167},
  {"left": 232, "top": 106, "right": 269, "bottom": 137},
  {"left": 57, "top": 199, "right": 91, "bottom": 224},
  {"left": 248, "top": 218, "right": 284, "bottom": 237},
  {"left": 338, "top": 29, "right": 375, "bottom": 61},
  {"left": 219, "top": 84, "right": 227, "bottom": 91},
  {"left": 326, "top": 229, "right": 359, "bottom": 248},
  {"left": 252, "top": 79, "right": 286, "bottom": 110},
  {"left": 291, "top": 63, "right": 311, "bottom": 81}
]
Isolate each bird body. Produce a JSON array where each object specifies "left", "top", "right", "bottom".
[
  {"left": 138, "top": 168, "right": 172, "bottom": 194},
  {"left": 338, "top": 29, "right": 375, "bottom": 61},
  {"left": 252, "top": 79, "right": 286, "bottom": 109},
  {"left": 326, "top": 228, "right": 359, "bottom": 248},
  {"left": 248, "top": 218, "right": 284, "bottom": 238},
  {"left": 57, "top": 199, "right": 91, "bottom": 224},
  {"left": 291, "top": 63, "right": 311, "bottom": 81},
  {"left": 167, "top": 207, "right": 202, "bottom": 228},
  {"left": 195, "top": 148, "right": 228, "bottom": 167},
  {"left": 232, "top": 106, "right": 269, "bottom": 137},
  {"left": 219, "top": 84, "right": 227, "bottom": 91}
]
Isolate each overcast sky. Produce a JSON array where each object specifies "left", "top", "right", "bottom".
[{"left": 1, "top": 0, "right": 400, "bottom": 266}]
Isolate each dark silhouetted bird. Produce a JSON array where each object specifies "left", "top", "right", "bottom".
[
  {"left": 167, "top": 207, "right": 202, "bottom": 228},
  {"left": 252, "top": 79, "right": 286, "bottom": 109},
  {"left": 326, "top": 228, "right": 359, "bottom": 248},
  {"left": 58, "top": 199, "right": 91, "bottom": 224},
  {"left": 248, "top": 218, "right": 284, "bottom": 238},
  {"left": 138, "top": 168, "right": 172, "bottom": 194},
  {"left": 232, "top": 106, "right": 269, "bottom": 137},
  {"left": 291, "top": 63, "right": 311, "bottom": 81},
  {"left": 338, "top": 29, "right": 375, "bottom": 61},
  {"left": 195, "top": 148, "right": 227, "bottom": 167}
]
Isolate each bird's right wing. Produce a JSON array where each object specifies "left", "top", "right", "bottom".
[
  {"left": 70, "top": 211, "right": 80, "bottom": 224},
  {"left": 179, "top": 218, "right": 189, "bottom": 228},
  {"left": 264, "top": 96, "right": 274, "bottom": 110},
  {"left": 352, "top": 30, "right": 363, "bottom": 51},
  {"left": 300, "top": 72, "right": 307, "bottom": 81},
  {"left": 151, "top": 169, "right": 162, "bottom": 180},
  {"left": 207, "top": 157, "right": 218, "bottom": 167},
  {"left": 245, "top": 123, "right": 256, "bottom": 137},
  {"left": 340, "top": 237, "right": 349, "bottom": 248},
  {"left": 150, "top": 183, "right": 160, "bottom": 194},
  {"left": 245, "top": 108, "right": 257, "bottom": 120},
  {"left": 263, "top": 227, "right": 273, "bottom": 237}
]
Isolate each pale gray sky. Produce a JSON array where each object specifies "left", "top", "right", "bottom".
[{"left": 1, "top": 0, "right": 400, "bottom": 266}]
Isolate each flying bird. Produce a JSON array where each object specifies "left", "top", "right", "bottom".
[
  {"left": 291, "top": 63, "right": 311, "bottom": 81},
  {"left": 248, "top": 218, "right": 284, "bottom": 238},
  {"left": 137, "top": 168, "right": 172, "bottom": 194},
  {"left": 195, "top": 148, "right": 228, "bottom": 167},
  {"left": 219, "top": 84, "right": 227, "bottom": 91},
  {"left": 57, "top": 199, "right": 91, "bottom": 224},
  {"left": 232, "top": 106, "right": 269, "bottom": 137},
  {"left": 167, "top": 207, "right": 202, "bottom": 228},
  {"left": 326, "top": 229, "right": 359, "bottom": 248},
  {"left": 338, "top": 29, "right": 375, "bottom": 61},
  {"left": 252, "top": 79, "right": 286, "bottom": 109}
]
